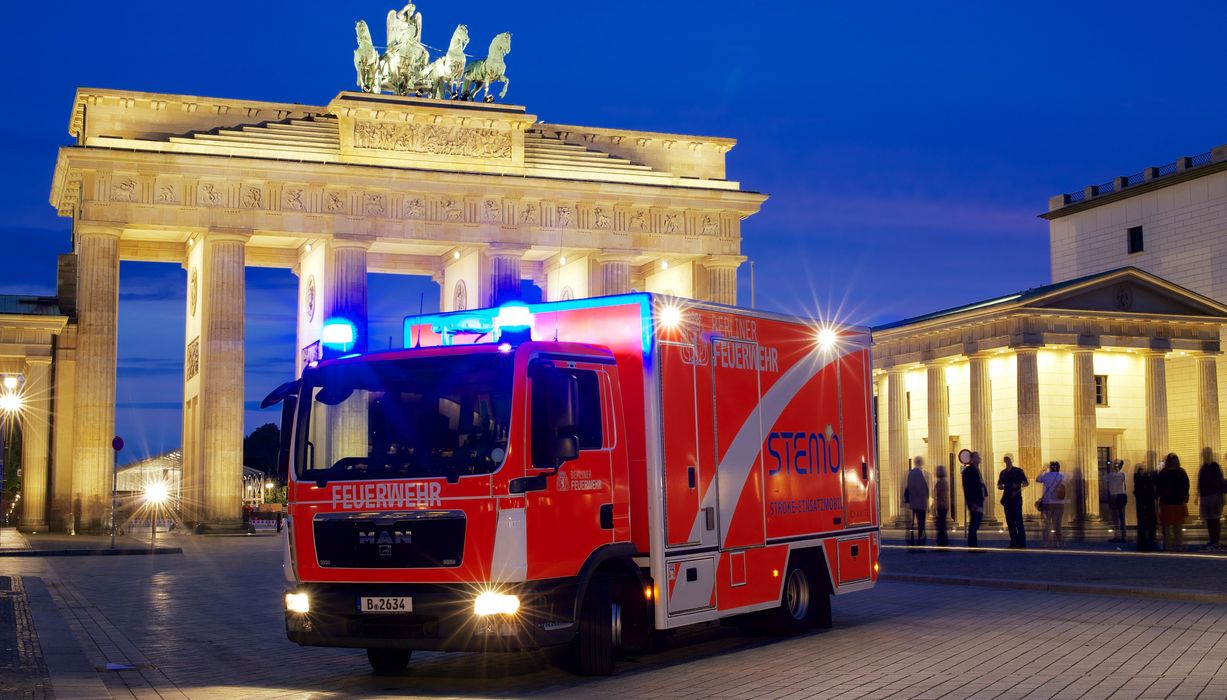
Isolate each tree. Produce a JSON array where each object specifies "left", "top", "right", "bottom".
[{"left": 242, "top": 423, "right": 280, "bottom": 476}]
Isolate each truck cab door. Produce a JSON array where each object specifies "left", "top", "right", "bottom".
[{"left": 522, "top": 359, "right": 615, "bottom": 581}]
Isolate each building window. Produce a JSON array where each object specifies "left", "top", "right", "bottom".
[
  {"left": 1094, "top": 374, "right": 1108, "bottom": 406},
  {"left": 906, "top": 391, "right": 911, "bottom": 421},
  {"left": 1127, "top": 226, "right": 1144, "bottom": 255}
]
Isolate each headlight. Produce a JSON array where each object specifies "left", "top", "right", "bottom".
[
  {"left": 285, "top": 592, "right": 310, "bottom": 614},
  {"left": 473, "top": 591, "right": 520, "bottom": 616}
]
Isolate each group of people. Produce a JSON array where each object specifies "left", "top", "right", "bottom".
[{"left": 902, "top": 451, "right": 1226, "bottom": 551}]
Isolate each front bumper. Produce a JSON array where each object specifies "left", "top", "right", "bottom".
[{"left": 284, "top": 579, "right": 579, "bottom": 652}]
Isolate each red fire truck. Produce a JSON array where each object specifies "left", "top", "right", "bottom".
[{"left": 266, "top": 293, "right": 878, "bottom": 675}]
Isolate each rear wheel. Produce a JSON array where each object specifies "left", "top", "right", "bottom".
[
  {"left": 766, "top": 564, "right": 814, "bottom": 636},
  {"left": 366, "top": 648, "right": 411, "bottom": 674},
  {"left": 574, "top": 576, "right": 617, "bottom": 675}
]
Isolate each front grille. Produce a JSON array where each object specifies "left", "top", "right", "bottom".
[{"left": 313, "top": 511, "right": 465, "bottom": 568}]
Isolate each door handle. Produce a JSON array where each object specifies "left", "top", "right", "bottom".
[
  {"left": 704, "top": 506, "right": 715, "bottom": 531},
  {"left": 687, "top": 466, "right": 697, "bottom": 489},
  {"left": 861, "top": 461, "right": 869, "bottom": 481}
]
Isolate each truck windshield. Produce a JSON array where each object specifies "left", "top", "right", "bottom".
[{"left": 297, "top": 354, "right": 513, "bottom": 483}]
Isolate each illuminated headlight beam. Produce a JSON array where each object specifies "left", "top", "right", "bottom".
[{"left": 473, "top": 591, "right": 520, "bottom": 616}]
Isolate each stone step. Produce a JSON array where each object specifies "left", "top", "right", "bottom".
[
  {"left": 223, "top": 129, "right": 339, "bottom": 146},
  {"left": 525, "top": 155, "right": 653, "bottom": 172},
  {"left": 194, "top": 133, "right": 339, "bottom": 151}
]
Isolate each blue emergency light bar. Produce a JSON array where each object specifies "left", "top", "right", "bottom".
[{"left": 321, "top": 318, "right": 357, "bottom": 352}]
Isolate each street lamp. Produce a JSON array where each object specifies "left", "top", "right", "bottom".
[
  {"left": 0, "top": 376, "right": 24, "bottom": 548},
  {"left": 145, "top": 480, "right": 170, "bottom": 548}
]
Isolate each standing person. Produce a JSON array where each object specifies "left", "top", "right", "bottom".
[
  {"left": 1156, "top": 453, "right": 1190, "bottom": 552},
  {"left": 934, "top": 465, "right": 950, "bottom": 546},
  {"left": 1036, "top": 461, "right": 1067, "bottom": 548},
  {"left": 1196, "top": 452, "right": 1224, "bottom": 551},
  {"left": 962, "top": 452, "right": 988, "bottom": 547},
  {"left": 998, "top": 455, "right": 1029, "bottom": 549},
  {"left": 1106, "top": 460, "right": 1128, "bottom": 542},
  {"left": 1134, "top": 464, "right": 1159, "bottom": 551},
  {"left": 906, "top": 457, "right": 930, "bottom": 546}
]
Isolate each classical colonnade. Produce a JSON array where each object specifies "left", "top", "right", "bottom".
[{"left": 30, "top": 88, "right": 766, "bottom": 529}]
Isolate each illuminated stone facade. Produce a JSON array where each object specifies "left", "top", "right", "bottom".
[
  {"left": 40, "top": 88, "right": 766, "bottom": 528},
  {"left": 872, "top": 268, "right": 1227, "bottom": 526}
]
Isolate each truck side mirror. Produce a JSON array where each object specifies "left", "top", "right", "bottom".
[
  {"left": 553, "top": 434, "right": 578, "bottom": 463},
  {"left": 531, "top": 364, "right": 582, "bottom": 469},
  {"left": 276, "top": 395, "right": 297, "bottom": 482}
]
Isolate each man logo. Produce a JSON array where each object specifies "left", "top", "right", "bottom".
[{"left": 358, "top": 530, "right": 413, "bottom": 547}]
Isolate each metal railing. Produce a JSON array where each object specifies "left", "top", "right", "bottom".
[{"left": 1059, "top": 149, "right": 1215, "bottom": 205}]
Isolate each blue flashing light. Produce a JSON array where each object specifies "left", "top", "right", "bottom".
[
  {"left": 402, "top": 293, "right": 656, "bottom": 355},
  {"left": 321, "top": 318, "right": 357, "bottom": 352},
  {"left": 495, "top": 303, "right": 534, "bottom": 331}
]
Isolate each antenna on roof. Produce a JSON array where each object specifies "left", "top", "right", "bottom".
[{"left": 414, "top": 292, "right": 425, "bottom": 348}]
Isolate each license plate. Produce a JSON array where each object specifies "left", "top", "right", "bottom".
[{"left": 358, "top": 596, "right": 412, "bottom": 613}]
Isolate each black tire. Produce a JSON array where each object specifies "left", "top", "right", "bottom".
[
  {"left": 766, "top": 563, "right": 814, "bottom": 636},
  {"left": 574, "top": 577, "right": 617, "bottom": 676},
  {"left": 366, "top": 648, "right": 411, "bottom": 674},
  {"left": 812, "top": 587, "right": 833, "bottom": 629}
]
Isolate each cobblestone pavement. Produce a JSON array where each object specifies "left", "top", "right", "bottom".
[
  {"left": 7, "top": 535, "right": 1227, "bottom": 699},
  {"left": 0, "top": 576, "right": 53, "bottom": 699}
]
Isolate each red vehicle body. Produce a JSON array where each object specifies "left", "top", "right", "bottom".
[{"left": 272, "top": 293, "right": 878, "bottom": 674}]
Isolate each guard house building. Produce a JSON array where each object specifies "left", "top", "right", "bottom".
[{"left": 871, "top": 268, "right": 1227, "bottom": 527}]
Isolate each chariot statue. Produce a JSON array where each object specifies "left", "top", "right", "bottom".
[{"left": 352, "top": 4, "right": 512, "bottom": 102}]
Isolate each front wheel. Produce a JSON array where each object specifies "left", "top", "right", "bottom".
[
  {"left": 574, "top": 577, "right": 618, "bottom": 675},
  {"left": 366, "top": 648, "right": 411, "bottom": 674}
]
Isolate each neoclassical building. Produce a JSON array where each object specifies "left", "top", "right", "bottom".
[
  {"left": 26, "top": 87, "right": 766, "bottom": 530},
  {"left": 872, "top": 268, "right": 1227, "bottom": 525}
]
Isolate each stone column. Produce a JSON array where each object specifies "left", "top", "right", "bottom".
[
  {"left": 1015, "top": 348, "right": 1042, "bottom": 516},
  {"left": 598, "top": 255, "right": 633, "bottom": 296},
  {"left": 326, "top": 241, "right": 370, "bottom": 464},
  {"left": 968, "top": 352, "right": 995, "bottom": 521},
  {"left": 49, "top": 326, "right": 77, "bottom": 530},
  {"left": 18, "top": 359, "right": 52, "bottom": 530},
  {"left": 1144, "top": 351, "right": 1169, "bottom": 464},
  {"left": 70, "top": 225, "right": 120, "bottom": 532},
  {"left": 483, "top": 246, "right": 524, "bottom": 306},
  {"left": 926, "top": 363, "right": 949, "bottom": 476},
  {"left": 182, "top": 230, "right": 248, "bottom": 525},
  {"left": 886, "top": 368, "right": 908, "bottom": 524},
  {"left": 1072, "top": 349, "right": 1099, "bottom": 519},
  {"left": 1197, "top": 355, "right": 1220, "bottom": 462},
  {"left": 699, "top": 258, "right": 741, "bottom": 305}
]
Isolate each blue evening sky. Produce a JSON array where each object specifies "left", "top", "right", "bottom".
[{"left": 4, "top": 2, "right": 1226, "bottom": 459}]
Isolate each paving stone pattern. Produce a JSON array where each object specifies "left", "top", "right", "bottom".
[
  {"left": 24, "top": 537, "right": 1227, "bottom": 698},
  {"left": 0, "top": 576, "right": 53, "bottom": 700}
]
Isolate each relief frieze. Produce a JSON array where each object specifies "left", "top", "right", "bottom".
[{"left": 352, "top": 120, "right": 512, "bottom": 160}]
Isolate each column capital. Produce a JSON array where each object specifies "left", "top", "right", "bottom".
[
  {"left": 1071, "top": 347, "right": 1096, "bottom": 355},
  {"left": 484, "top": 243, "right": 528, "bottom": 259},
  {"left": 205, "top": 227, "right": 253, "bottom": 244},
  {"left": 23, "top": 357, "right": 53, "bottom": 369},
  {"left": 698, "top": 254, "right": 746, "bottom": 269},
  {"left": 75, "top": 222, "right": 122, "bottom": 238},
  {"left": 329, "top": 236, "right": 374, "bottom": 251},
  {"left": 596, "top": 251, "right": 639, "bottom": 264}
]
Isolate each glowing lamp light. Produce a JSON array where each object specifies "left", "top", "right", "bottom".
[
  {"left": 474, "top": 591, "right": 520, "bottom": 616},
  {"left": 497, "top": 342, "right": 513, "bottom": 353},
  {"left": 321, "top": 319, "right": 357, "bottom": 349},
  {"left": 3, "top": 376, "right": 17, "bottom": 390},
  {"left": 816, "top": 327, "right": 838, "bottom": 352},
  {"left": 145, "top": 481, "right": 170, "bottom": 505},
  {"left": 660, "top": 305, "right": 683, "bottom": 329},
  {"left": 0, "top": 393, "right": 21, "bottom": 413},
  {"left": 285, "top": 592, "right": 311, "bottom": 614}
]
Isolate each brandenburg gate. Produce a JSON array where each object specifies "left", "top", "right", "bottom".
[{"left": 40, "top": 74, "right": 765, "bottom": 527}]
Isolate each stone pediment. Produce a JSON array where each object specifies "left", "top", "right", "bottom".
[{"left": 1028, "top": 268, "right": 1227, "bottom": 318}]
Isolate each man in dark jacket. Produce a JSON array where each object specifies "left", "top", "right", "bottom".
[
  {"left": 961, "top": 452, "right": 988, "bottom": 547},
  {"left": 1134, "top": 464, "right": 1159, "bottom": 551},
  {"left": 998, "top": 455, "right": 1029, "bottom": 548}
]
